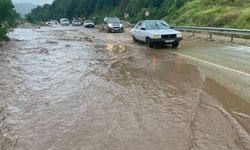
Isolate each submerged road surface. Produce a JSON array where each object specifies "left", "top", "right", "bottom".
[{"left": 0, "top": 26, "right": 250, "bottom": 150}]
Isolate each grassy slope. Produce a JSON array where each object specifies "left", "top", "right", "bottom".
[{"left": 167, "top": 0, "right": 250, "bottom": 28}]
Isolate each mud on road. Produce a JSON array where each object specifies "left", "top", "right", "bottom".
[{"left": 0, "top": 26, "right": 250, "bottom": 150}]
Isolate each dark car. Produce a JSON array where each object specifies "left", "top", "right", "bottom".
[{"left": 103, "top": 16, "right": 123, "bottom": 33}]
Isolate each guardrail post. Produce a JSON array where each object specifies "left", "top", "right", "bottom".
[
  {"left": 206, "top": 33, "right": 214, "bottom": 41},
  {"left": 188, "top": 30, "right": 195, "bottom": 38},
  {"left": 209, "top": 33, "right": 213, "bottom": 39},
  {"left": 231, "top": 35, "right": 234, "bottom": 43}
]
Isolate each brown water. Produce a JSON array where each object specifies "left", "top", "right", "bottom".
[{"left": 0, "top": 27, "right": 249, "bottom": 150}]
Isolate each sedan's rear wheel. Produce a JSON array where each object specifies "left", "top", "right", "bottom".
[
  {"left": 146, "top": 37, "right": 153, "bottom": 48},
  {"left": 133, "top": 36, "right": 137, "bottom": 42}
]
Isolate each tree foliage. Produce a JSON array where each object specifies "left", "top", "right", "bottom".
[
  {"left": 27, "top": 0, "right": 250, "bottom": 29},
  {"left": 0, "top": 0, "right": 18, "bottom": 41}
]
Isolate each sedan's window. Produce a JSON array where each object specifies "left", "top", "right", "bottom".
[
  {"left": 141, "top": 22, "right": 146, "bottom": 29},
  {"left": 136, "top": 23, "right": 142, "bottom": 29}
]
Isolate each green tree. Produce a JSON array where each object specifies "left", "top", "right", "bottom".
[{"left": 0, "top": 0, "right": 17, "bottom": 41}]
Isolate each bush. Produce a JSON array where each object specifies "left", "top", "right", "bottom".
[
  {"left": 0, "top": 26, "right": 9, "bottom": 41},
  {"left": 0, "top": 0, "right": 17, "bottom": 41},
  {"left": 213, "top": 11, "right": 239, "bottom": 27}
]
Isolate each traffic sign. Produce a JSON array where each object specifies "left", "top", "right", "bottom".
[
  {"left": 124, "top": 13, "right": 129, "bottom": 19},
  {"left": 144, "top": 11, "right": 150, "bottom": 17}
]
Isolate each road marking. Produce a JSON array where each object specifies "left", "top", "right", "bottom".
[
  {"left": 171, "top": 52, "right": 250, "bottom": 77},
  {"left": 232, "top": 111, "right": 250, "bottom": 118}
]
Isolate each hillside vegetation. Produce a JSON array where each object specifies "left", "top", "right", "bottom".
[
  {"left": 0, "top": 0, "right": 18, "bottom": 41},
  {"left": 27, "top": 0, "right": 250, "bottom": 29}
]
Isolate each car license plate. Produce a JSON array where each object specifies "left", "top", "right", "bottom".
[{"left": 164, "top": 40, "right": 174, "bottom": 43}]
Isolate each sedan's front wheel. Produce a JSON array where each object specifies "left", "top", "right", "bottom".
[
  {"left": 146, "top": 37, "right": 153, "bottom": 48},
  {"left": 172, "top": 42, "right": 179, "bottom": 48},
  {"left": 104, "top": 26, "right": 109, "bottom": 33}
]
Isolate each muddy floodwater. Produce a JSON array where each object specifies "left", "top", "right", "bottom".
[{"left": 0, "top": 27, "right": 250, "bottom": 150}]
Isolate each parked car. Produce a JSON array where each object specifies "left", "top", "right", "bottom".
[
  {"left": 103, "top": 16, "right": 123, "bottom": 33},
  {"left": 83, "top": 20, "right": 95, "bottom": 28},
  {"left": 131, "top": 20, "right": 183, "bottom": 48},
  {"left": 46, "top": 20, "right": 59, "bottom": 26},
  {"left": 60, "top": 18, "right": 70, "bottom": 26},
  {"left": 72, "top": 19, "right": 82, "bottom": 26}
]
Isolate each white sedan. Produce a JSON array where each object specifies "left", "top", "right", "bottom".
[
  {"left": 60, "top": 18, "right": 70, "bottom": 26},
  {"left": 131, "top": 20, "right": 183, "bottom": 48}
]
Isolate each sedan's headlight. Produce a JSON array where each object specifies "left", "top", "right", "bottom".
[
  {"left": 120, "top": 24, "right": 123, "bottom": 27},
  {"left": 152, "top": 35, "right": 161, "bottom": 39},
  {"left": 177, "top": 33, "right": 183, "bottom": 38},
  {"left": 108, "top": 23, "right": 112, "bottom": 27}
]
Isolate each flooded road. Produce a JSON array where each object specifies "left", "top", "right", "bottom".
[{"left": 0, "top": 26, "right": 250, "bottom": 150}]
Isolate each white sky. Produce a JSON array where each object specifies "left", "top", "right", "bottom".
[{"left": 12, "top": 0, "right": 54, "bottom": 5}]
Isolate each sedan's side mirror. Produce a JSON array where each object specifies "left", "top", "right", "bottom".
[
  {"left": 141, "top": 28, "right": 146, "bottom": 31},
  {"left": 170, "top": 26, "right": 173, "bottom": 29}
]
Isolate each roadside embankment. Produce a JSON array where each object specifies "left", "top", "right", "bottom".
[{"left": 182, "top": 32, "right": 250, "bottom": 46}]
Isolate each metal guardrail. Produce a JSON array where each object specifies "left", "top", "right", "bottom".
[{"left": 173, "top": 26, "right": 250, "bottom": 42}]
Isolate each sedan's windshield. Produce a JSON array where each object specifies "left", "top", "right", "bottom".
[
  {"left": 146, "top": 21, "right": 170, "bottom": 30},
  {"left": 61, "top": 19, "right": 69, "bottom": 21},
  {"left": 85, "top": 20, "right": 93, "bottom": 23},
  {"left": 107, "top": 17, "right": 120, "bottom": 22}
]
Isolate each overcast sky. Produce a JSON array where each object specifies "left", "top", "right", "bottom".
[{"left": 12, "top": 0, "right": 54, "bottom": 5}]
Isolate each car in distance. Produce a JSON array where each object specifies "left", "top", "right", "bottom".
[
  {"left": 60, "top": 18, "right": 70, "bottom": 26},
  {"left": 46, "top": 20, "right": 59, "bottom": 26},
  {"left": 103, "top": 16, "right": 123, "bottom": 33},
  {"left": 83, "top": 20, "right": 95, "bottom": 28},
  {"left": 131, "top": 20, "right": 183, "bottom": 48},
  {"left": 72, "top": 19, "right": 82, "bottom": 26}
]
